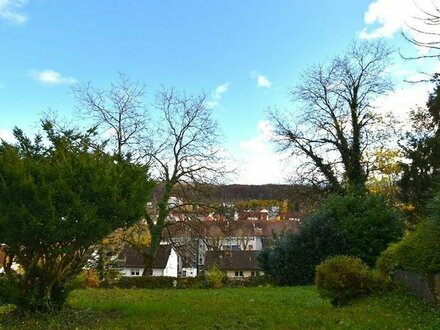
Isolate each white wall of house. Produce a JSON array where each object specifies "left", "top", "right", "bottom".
[
  {"left": 225, "top": 270, "right": 263, "bottom": 278},
  {"left": 164, "top": 248, "right": 178, "bottom": 277},
  {"left": 152, "top": 248, "right": 179, "bottom": 277},
  {"left": 254, "top": 237, "right": 263, "bottom": 250},
  {"left": 152, "top": 268, "right": 164, "bottom": 276},
  {"left": 121, "top": 267, "right": 145, "bottom": 277},
  {"left": 181, "top": 267, "right": 197, "bottom": 277},
  {"left": 219, "top": 236, "right": 262, "bottom": 251}
]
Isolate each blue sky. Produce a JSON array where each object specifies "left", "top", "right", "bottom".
[{"left": 0, "top": 0, "right": 438, "bottom": 184}]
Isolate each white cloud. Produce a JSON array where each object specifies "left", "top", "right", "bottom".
[
  {"left": 360, "top": 0, "right": 412, "bottom": 39},
  {"left": 205, "top": 82, "right": 230, "bottom": 109},
  {"left": 214, "top": 82, "right": 230, "bottom": 97},
  {"left": 235, "top": 120, "right": 286, "bottom": 184},
  {"left": 360, "top": 0, "right": 440, "bottom": 54},
  {"left": 250, "top": 71, "right": 272, "bottom": 88},
  {"left": 257, "top": 75, "right": 272, "bottom": 88},
  {"left": 0, "top": 0, "right": 28, "bottom": 25},
  {"left": 0, "top": 128, "right": 15, "bottom": 143},
  {"left": 30, "top": 70, "right": 77, "bottom": 85},
  {"left": 373, "top": 83, "right": 430, "bottom": 121}
]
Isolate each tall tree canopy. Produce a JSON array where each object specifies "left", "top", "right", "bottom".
[
  {"left": 73, "top": 76, "right": 230, "bottom": 273},
  {"left": 0, "top": 121, "right": 153, "bottom": 312},
  {"left": 400, "top": 78, "right": 440, "bottom": 213},
  {"left": 269, "top": 40, "right": 394, "bottom": 191}
]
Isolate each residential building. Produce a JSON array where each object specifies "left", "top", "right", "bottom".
[{"left": 204, "top": 250, "right": 263, "bottom": 278}]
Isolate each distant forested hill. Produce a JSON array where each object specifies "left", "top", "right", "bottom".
[
  {"left": 170, "top": 183, "right": 323, "bottom": 212},
  {"left": 205, "top": 184, "right": 323, "bottom": 211}
]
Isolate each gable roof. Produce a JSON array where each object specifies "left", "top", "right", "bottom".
[
  {"left": 205, "top": 250, "right": 261, "bottom": 271},
  {"left": 152, "top": 245, "right": 172, "bottom": 269},
  {"left": 119, "top": 245, "right": 172, "bottom": 269}
]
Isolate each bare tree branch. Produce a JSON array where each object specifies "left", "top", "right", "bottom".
[{"left": 269, "top": 40, "right": 394, "bottom": 191}]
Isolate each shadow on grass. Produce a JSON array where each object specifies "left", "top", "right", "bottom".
[{"left": 0, "top": 305, "right": 122, "bottom": 330}]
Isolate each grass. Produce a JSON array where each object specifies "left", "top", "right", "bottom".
[{"left": 1, "top": 286, "right": 439, "bottom": 329}]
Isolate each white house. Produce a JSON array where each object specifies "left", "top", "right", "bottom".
[
  {"left": 119, "top": 244, "right": 196, "bottom": 277},
  {"left": 119, "top": 245, "right": 178, "bottom": 277},
  {"left": 151, "top": 245, "right": 179, "bottom": 277}
]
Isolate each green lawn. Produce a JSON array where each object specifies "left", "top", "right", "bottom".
[{"left": 1, "top": 286, "right": 439, "bottom": 329}]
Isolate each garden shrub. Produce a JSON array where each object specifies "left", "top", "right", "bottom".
[
  {"left": 315, "top": 256, "right": 371, "bottom": 306},
  {"left": 319, "top": 193, "right": 404, "bottom": 267},
  {"left": 206, "top": 266, "right": 224, "bottom": 289},
  {"left": 114, "top": 276, "right": 208, "bottom": 289},
  {"left": 116, "top": 276, "right": 176, "bottom": 289},
  {"left": 67, "top": 269, "right": 102, "bottom": 290},
  {"left": 377, "top": 218, "right": 440, "bottom": 277},
  {"left": 259, "top": 212, "right": 350, "bottom": 285},
  {"left": 259, "top": 192, "right": 404, "bottom": 285},
  {"left": 0, "top": 275, "right": 24, "bottom": 306},
  {"left": 175, "top": 276, "right": 206, "bottom": 289}
]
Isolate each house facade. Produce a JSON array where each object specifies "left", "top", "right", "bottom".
[
  {"left": 204, "top": 250, "right": 263, "bottom": 278},
  {"left": 119, "top": 245, "right": 180, "bottom": 277}
]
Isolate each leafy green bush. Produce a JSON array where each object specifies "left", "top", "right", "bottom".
[
  {"left": 259, "top": 192, "right": 404, "bottom": 286},
  {"left": 66, "top": 270, "right": 102, "bottom": 290},
  {"left": 175, "top": 276, "right": 206, "bottom": 289},
  {"left": 377, "top": 219, "right": 440, "bottom": 277},
  {"left": 319, "top": 193, "right": 404, "bottom": 267},
  {"left": 315, "top": 256, "right": 371, "bottom": 306},
  {"left": 0, "top": 275, "right": 25, "bottom": 306},
  {"left": 0, "top": 122, "right": 153, "bottom": 312},
  {"left": 206, "top": 266, "right": 224, "bottom": 289},
  {"left": 259, "top": 213, "right": 349, "bottom": 285}
]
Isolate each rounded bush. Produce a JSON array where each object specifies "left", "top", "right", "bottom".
[
  {"left": 315, "top": 255, "right": 371, "bottom": 306},
  {"left": 206, "top": 266, "right": 224, "bottom": 289}
]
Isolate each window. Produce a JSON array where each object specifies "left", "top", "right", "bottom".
[
  {"left": 235, "top": 270, "right": 244, "bottom": 277},
  {"left": 251, "top": 271, "right": 260, "bottom": 277},
  {"left": 130, "top": 269, "right": 140, "bottom": 276}
]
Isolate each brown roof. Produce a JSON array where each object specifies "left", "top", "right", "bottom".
[
  {"left": 238, "top": 211, "right": 268, "bottom": 221},
  {"left": 205, "top": 250, "right": 261, "bottom": 271},
  {"left": 119, "top": 245, "right": 172, "bottom": 269},
  {"left": 152, "top": 245, "right": 172, "bottom": 269}
]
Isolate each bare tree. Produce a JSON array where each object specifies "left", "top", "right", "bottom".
[
  {"left": 269, "top": 40, "right": 394, "bottom": 191},
  {"left": 73, "top": 77, "right": 231, "bottom": 274},
  {"left": 142, "top": 87, "right": 230, "bottom": 273},
  {"left": 401, "top": 1, "right": 440, "bottom": 61},
  {"left": 72, "top": 73, "right": 147, "bottom": 158}
]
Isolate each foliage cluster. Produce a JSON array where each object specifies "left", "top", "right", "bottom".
[
  {"left": 259, "top": 192, "right": 403, "bottom": 285},
  {"left": 315, "top": 256, "right": 382, "bottom": 306},
  {"left": 205, "top": 266, "right": 224, "bottom": 289},
  {"left": 115, "top": 276, "right": 177, "bottom": 289},
  {"left": 377, "top": 218, "right": 440, "bottom": 277},
  {"left": 400, "top": 78, "right": 440, "bottom": 214},
  {"left": 0, "top": 122, "right": 153, "bottom": 312},
  {"left": 78, "top": 273, "right": 272, "bottom": 290}
]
